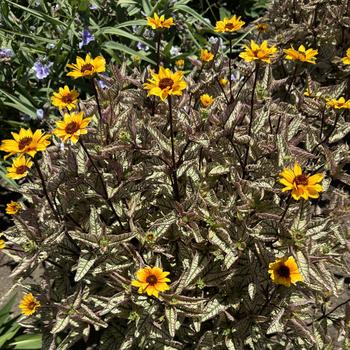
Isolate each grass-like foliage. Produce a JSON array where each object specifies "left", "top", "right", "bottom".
[{"left": 1, "top": 0, "right": 350, "bottom": 349}]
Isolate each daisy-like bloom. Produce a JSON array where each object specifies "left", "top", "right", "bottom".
[
  {"left": 131, "top": 266, "right": 170, "bottom": 298},
  {"left": 256, "top": 23, "right": 269, "bottom": 33},
  {"left": 326, "top": 97, "right": 350, "bottom": 109},
  {"left": 219, "top": 78, "right": 228, "bottom": 87},
  {"left": 279, "top": 162, "right": 323, "bottom": 200},
  {"left": 0, "top": 128, "right": 51, "bottom": 159},
  {"left": 6, "top": 155, "right": 33, "bottom": 180},
  {"left": 51, "top": 85, "right": 79, "bottom": 111},
  {"left": 0, "top": 237, "right": 5, "bottom": 250},
  {"left": 147, "top": 13, "right": 174, "bottom": 30},
  {"left": 6, "top": 201, "right": 22, "bottom": 215},
  {"left": 53, "top": 112, "right": 92, "bottom": 144},
  {"left": 341, "top": 48, "right": 350, "bottom": 65},
  {"left": 284, "top": 45, "right": 318, "bottom": 64},
  {"left": 19, "top": 293, "right": 41, "bottom": 316},
  {"left": 144, "top": 66, "right": 187, "bottom": 101},
  {"left": 268, "top": 256, "right": 303, "bottom": 287},
  {"left": 239, "top": 40, "right": 277, "bottom": 64},
  {"left": 215, "top": 15, "right": 245, "bottom": 33},
  {"left": 200, "top": 49, "right": 214, "bottom": 62},
  {"left": 200, "top": 94, "right": 214, "bottom": 107},
  {"left": 175, "top": 59, "right": 184, "bottom": 69},
  {"left": 67, "top": 54, "right": 106, "bottom": 79}
]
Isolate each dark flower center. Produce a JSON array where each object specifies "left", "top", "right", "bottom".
[
  {"left": 28, "top": 301, "right": 37, "bottom": 310},
  {"left": 61, "top": 94, "right": 74, "bottom": 104},
  {"left": 81, "top": 63, "right": 94, "bottom": 73},
  {"left": 65, "top": 121, "right": 80, "bottom": 134},
  {"left": 18, "top": 137, "right": 33, "bottom": 150},
  {"left": 294, "top": 174, "right": 308, "bottom": 186},
  {"left": 159, "top": 78, "right": 174, "bottom": 90},
  {"left": 277, "top": 265, "right": 290, "bottom": 278},
  {"left": 16, "top": 165, "right": 28, "bottom": 174},
  {"left": 225, "top": 23, "right": 235, "bottom": 30},
  {"left": 146, "top": 274, "right": 158, "bottom": 285}
]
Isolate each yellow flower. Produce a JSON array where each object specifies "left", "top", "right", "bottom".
[
  {"left": 6, "top": 156, "right": 33, "bottom": 180},
  {"left": 200, "top": 94, "right": 214, "bottom": 107},
  {"left": 326, "top": 97, "right": 350, "bottom": 109},
  {"left": 279, "top": 162, "right": 323, "bottom": 200},
  {"left": 341, "top": 48, "right": 350, "bottom": 65},
  {"left": 19, "top": 293, "right": 41, "bottom": 316},
  {"left": 67, "top": 54, "right": 106, "bottom": 79},
  {"left": 256, "top": 23, "right": 269, "bottom": 32},
  {"left": 200, "top": 49, "right": 214, "bottom": 62},
  {"left": 131, "top": 266, "right": 170, "bottom": 298},
  {"left": 147, "top": 13, "right": 174, "bottom": 30},
  {"left": 144, "top": 66, "right": 187, "bottom": 101},
  {"left": 175, "top": 59, "right": 184, "bottom": 69},
  {"left": 51, "top": 85, "right": 79, "bottom": 111},
  {"left": 53, "top": 112, "right": 92, "bottom": 144},
  {"left": 0, "top": 128, "right": 51, "bottom": 159},
  {"left": 219, "top": 78, "right": 228, "bottom": 87},
  {"left": 215, "top": 15, "right": 245, "bottom": 33},
  {"left": 304, "top": 88, "right": 312, "bottom": 97},
  {"left": 268, "top": 256, "right": 303, "bottom": 287},
  {"left": 284, "top": 45, "right": 318, "bottom": 64},
  {"left": 0, "top": 238, "right": 5, "bottom": 250},
  {"left": 6, "top": 201, "right": 22, "bottom": 215},
  {"left": 239, "top": 40, "right": 277, "bottom": 64}
]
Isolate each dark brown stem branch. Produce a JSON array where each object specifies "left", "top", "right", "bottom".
[
  {"left": 229, "top": 37, "right": 233, "bottom": 99},
  {"left": 279, "top": 195, "right": 291, "bottom": 223},
  {"left": 33, "top": 157, "right": 60, "bottom": 221},
  {"left": 92, "top": 78, "right": 103, "bottom": 121},
  {"left": 276, "top": 64, "right": 298, "bottom": 134},
  {"left": 79, "top": 139, "right": 124, "bottom": 229},
  {"left": 242, "top": 64, "right": 259, "bottom": 178},
  {"left": 168, "top": 97, "right": 180, "bottom": 201},
  {"left": 307, "top": 297, "right": 350, "bottom": 326}
]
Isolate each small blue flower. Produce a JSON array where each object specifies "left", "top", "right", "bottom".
[
  {"left": 136, "top": 42, "right": 149, "bottom": 51},
  {"left": 36, "top": 109, "right": 44, "bottom": 120},
  {"left": 33, "top": 60, "right": 53, "bottom": 80},
  {"left": 170, "top": 46, "right": 181, "bottom": 56},
  {"left": 90, "top": 4, "right": 98, "bottom": 10},
  {"left": 79, "top": 29, "right": 95, "bottom": 49},
  {"left": 98, "top": 79, "right": 108, "bottom": 89},
  {"left": 0, "top": 48, "right": 14, "bottom": 59}
]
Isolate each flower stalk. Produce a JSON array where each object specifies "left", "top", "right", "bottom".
[
  {"left": 79, "top": 139, "right": 124, "bottom": 229},
  {"left": 242, "top": 63, "right": 259, "bottom": 177},
  {"left": 168, "top": 97, "right": 180, "bottom": 201},
  {"left": 33, "top": 157, "right": 61, "bottom": 221}
]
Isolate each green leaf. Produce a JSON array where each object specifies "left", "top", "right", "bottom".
[
  {"left": 74, "top": 252, "right": 97, "bottom": 282},
  {"left": 98, "top": 27, "right": 155, "bottom": 50},
  {"left": 89, "top": 206, "right": 103, "bottom": 237},
  {"left": 0, "top": 294, "right": 17, "bottom": 327},
  {"left": 165, "top": 307, "right": 177, "bottom": 338},
  {"left": 173, "top": 4, "right": 214, "bottom": 29},
  {"left": 9, "top": 334, "right": 42, "bottom": 349},
  {"left": 4, "top": 0, "right": 67, "bottom": 27},
  {"left": 200, "top": 298, "right": 228, "bottom": 322},
  {"left": 51, "top": 314, "right": 70, "bottom": 334},
  {"left": 102, "top": 41, "right": 156, "bottom": 65}
]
